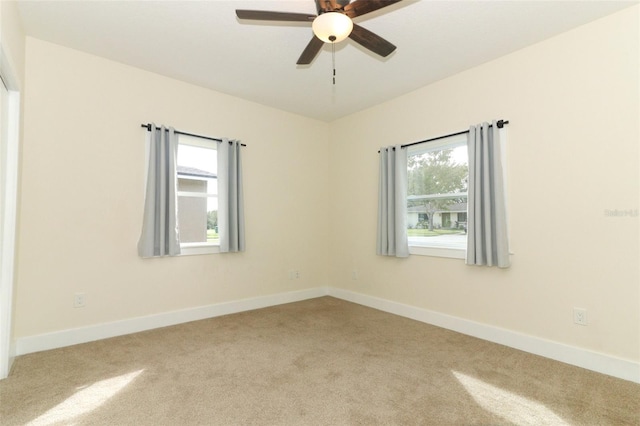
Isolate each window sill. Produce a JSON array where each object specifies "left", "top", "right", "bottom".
[
  {"left": 409, "top": 244, "right": 465, "bottom": 259},
  {"left": 180, "top": 243, "right": 220, "bottom": 256}
]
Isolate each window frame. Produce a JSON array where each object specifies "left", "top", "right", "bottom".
[
  {"left": 406, "top": 133, "right": 468, "bottom": 259},
  {"left": 176, "top": 134, "right": 220, "bottom": 256}
]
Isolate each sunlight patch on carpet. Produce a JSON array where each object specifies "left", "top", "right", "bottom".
[
  {"left": 452, "top": 371, "right": 569, "bottom": 426},
  {"left": 26, "top": 369, "right": 144, "bottom": 426}
]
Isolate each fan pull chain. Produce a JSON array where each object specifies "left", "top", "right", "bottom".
[{"left": 331, "top": 41, "right": 336, "bottom": 85}]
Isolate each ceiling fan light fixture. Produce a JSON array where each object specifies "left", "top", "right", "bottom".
[{"left": 312, "top": 12, "right": 353, "bottom": 43}]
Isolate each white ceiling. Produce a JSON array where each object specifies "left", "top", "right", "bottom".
[{"left": 16, "top": 0, "right": 637, "bottom": 122}]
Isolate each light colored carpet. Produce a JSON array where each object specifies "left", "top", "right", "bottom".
[{"left": 1, "top": 296, "right": 638, "bottom": 425}]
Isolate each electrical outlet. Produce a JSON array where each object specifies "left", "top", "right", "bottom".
[
  {"left": 351, "top": 270, "right": 359, "bottom": 280},
  {"left": 573, "top": 307, "right": 587, "bottom": 325},
  {"left": 74, "top": 293, "right": 86, "bottom": 308},
  {"left": 288, "top": 270, "right": 300, "bottom": 280}
]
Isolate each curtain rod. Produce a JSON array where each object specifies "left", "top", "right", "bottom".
[
  {"left": 379, "top": 120, "right": 509, "bottom": 152},
  {"left": 140, "top": 124, "right": 246, "bottom": 147}
]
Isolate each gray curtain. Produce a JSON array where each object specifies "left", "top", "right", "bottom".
[
  {"left": 138, "top": 124, "right": 181, "bottom": 257},
  {"left": 377, "top": 145, "right": 409, "bottom": 258},
  {"left": 218, "top": 138, "right": 245, "bottom": 253},
  {"left": 466, "top": 121, "right": 510, "bottom": 268}
]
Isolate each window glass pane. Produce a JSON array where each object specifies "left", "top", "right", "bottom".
[
  {"left": 407, "top": 138, "right": 468, "bottom": 250},
  {"left": 177, "top": 136, "right": 217, "bottom": 176},
  {"left": 177, "top": 135, "right": 219, "bottom": 246}
]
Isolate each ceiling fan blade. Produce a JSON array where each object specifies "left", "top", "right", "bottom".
[
  {"left": 297, "top": 36, "right": 324, "bottom": 65},
  {"left": 349, "top": 23, "right": 396, "bottom": 57},
  {"left": 236, "top": 10, "right": 316, "bottom": 22},
  {"left": 343, "top": 0, "right": 402, "bottom": 18}
]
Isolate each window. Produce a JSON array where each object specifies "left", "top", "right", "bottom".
[
  {"left": 407, "top": 133, "right": 468, "bottom": 258},
  {"left": 176, "top": 134, "right": 219, "bottom": 255}
]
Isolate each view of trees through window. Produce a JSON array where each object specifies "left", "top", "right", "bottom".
[
  {"left": 407, "top": 138, "right": 468, "bottom": 247},
  {"left": 207, "top": 211, "right": 218, "bottom": 239}
]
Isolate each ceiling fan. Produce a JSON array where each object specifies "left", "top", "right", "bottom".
[{"left": 236, "top": 0, "right": 402, "bottom": 65}]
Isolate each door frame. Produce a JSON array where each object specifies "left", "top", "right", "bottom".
[{"left": 0, "top": 47, "right": 21, "bottom": 379}]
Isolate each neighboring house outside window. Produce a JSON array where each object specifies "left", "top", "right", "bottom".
[{"left": 407, "top": 202, "right": 467, "bottom": 231}]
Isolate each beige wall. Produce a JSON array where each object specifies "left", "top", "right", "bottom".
[
  {"left": 328, "top": 7, "right": 639, "bottom": 362},
  {"left": 15, "top": 37, "right": 330, "bottom": 337},
  {"left": 13, "top": 6, "right": 639, "bottom": 367}
]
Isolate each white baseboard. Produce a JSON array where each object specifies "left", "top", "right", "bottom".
[
  {"left": 15, "top": 287, "right": 329, "bottom": 356},
  {"left": 15, "top": 286, "right": 639, "bottom": 384},
  {"left": 327, "top": 287, "right": 640, "bottom": 384}
]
